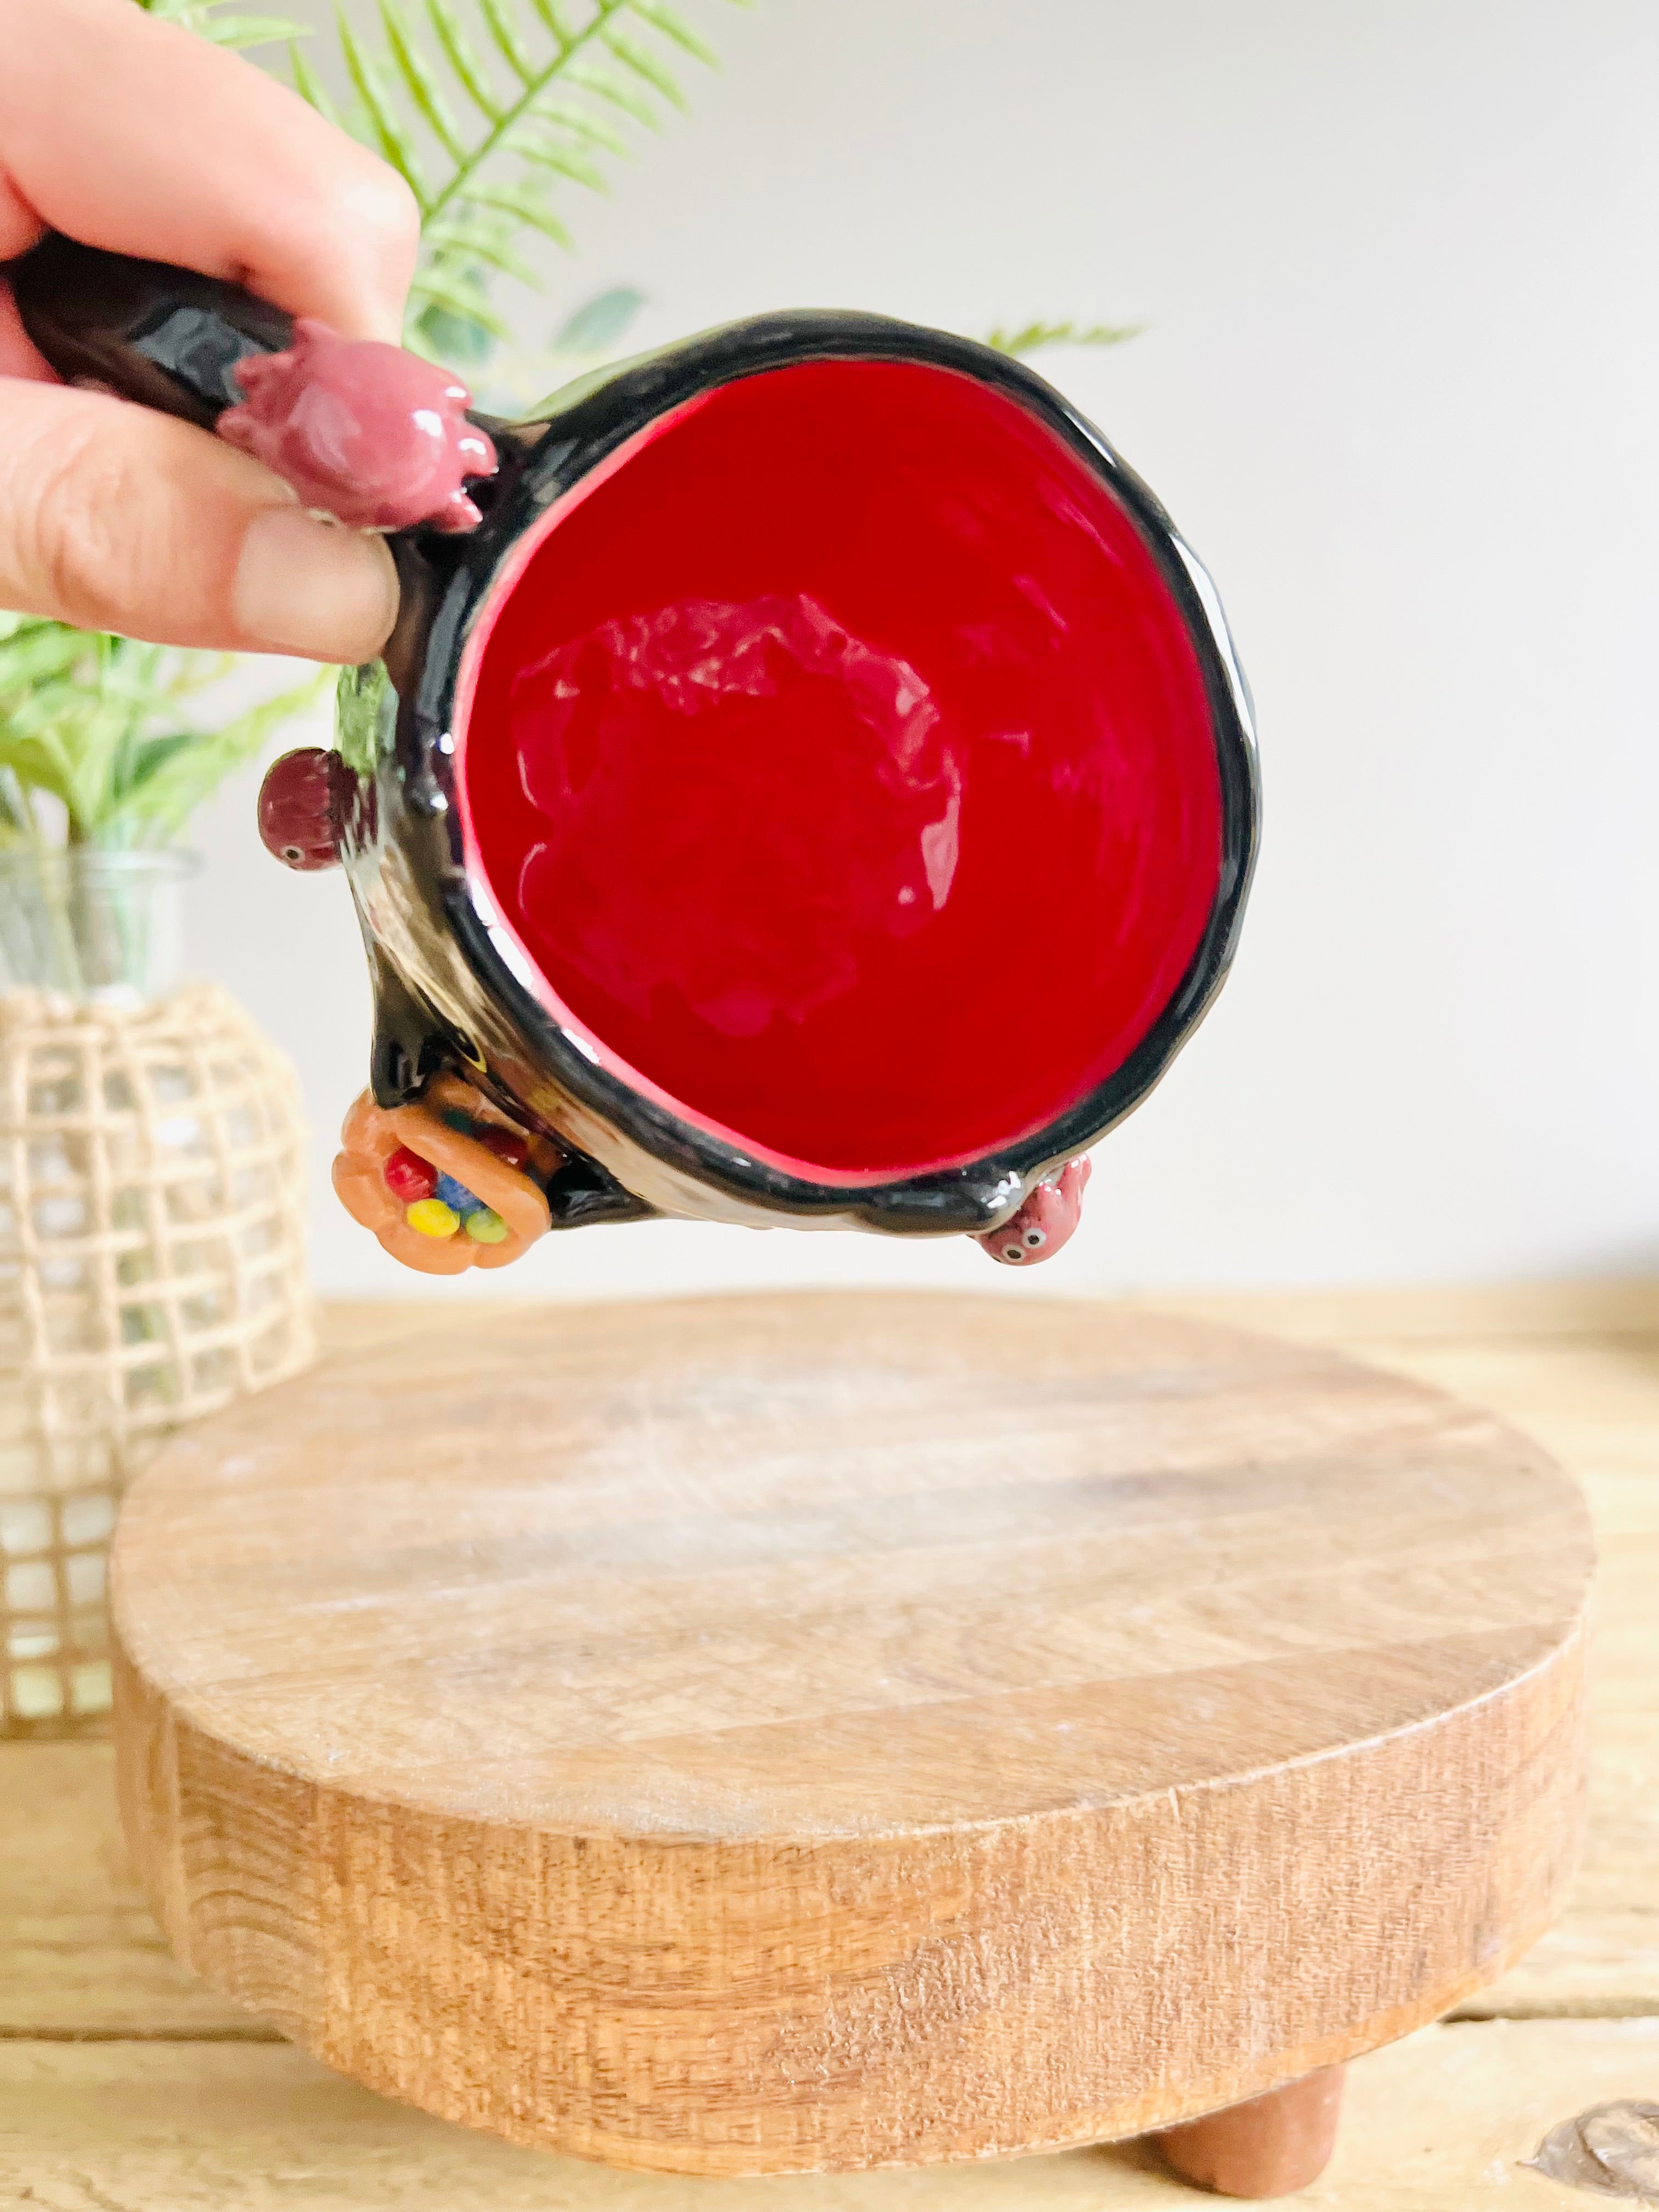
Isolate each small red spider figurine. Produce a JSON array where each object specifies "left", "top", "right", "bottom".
[
  {"left": 257, "top": 746, "right": 346, "bottom": 870},
  {"left": 974, "top": 1156, "right": 1091, "bottom": 1267},
  {"left": 218, "top": 318, "right": 497, "bottom": 533}
]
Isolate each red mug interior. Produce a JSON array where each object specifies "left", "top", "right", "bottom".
[{"left": 454, "top": 357, "right": 1223, "bottom": 1185}]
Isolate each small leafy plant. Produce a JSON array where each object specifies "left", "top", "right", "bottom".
[{"left": 0, "top": 617, "right": 320, "bottom": 852}]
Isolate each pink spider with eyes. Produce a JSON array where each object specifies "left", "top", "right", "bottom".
[
  {"left": 974, "top": 1156, "right": 1091, "bottom": 1267},
  {"left": 218, "top": 318, "right": 497, "bottom": 533}
]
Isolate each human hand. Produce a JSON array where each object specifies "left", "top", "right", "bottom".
[{"left": 0, "top": 0, "right": 417, "bottom": 661}]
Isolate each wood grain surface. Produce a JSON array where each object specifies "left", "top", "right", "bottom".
[
  {"left": 12, "top": 2021, "right": 1659, "bottom": 2211},
  {"left": 107, "top": 1293, "right": 1594, "bottom": 2177},
  {"left": 3, "top": 1282, "right": 1655, "bottom": 2210}
]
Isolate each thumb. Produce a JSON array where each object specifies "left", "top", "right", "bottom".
[{"left": 0, "top": 377, "right": 399, "bottom": 660}]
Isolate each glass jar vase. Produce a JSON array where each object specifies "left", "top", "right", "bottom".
[
  {"left": 0, "top": 848, "right": 313, "bottom": 1732},
  {"left": 0, "top": 847, "right": 195, "bottom": 1000}
]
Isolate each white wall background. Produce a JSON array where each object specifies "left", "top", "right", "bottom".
[{"left": 189, "top": 0, "right": 1659, "bottom": 1299}]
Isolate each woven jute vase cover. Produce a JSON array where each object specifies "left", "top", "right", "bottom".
[{"left": 0, "top": 981, "right": 313, "bottom": 1732}]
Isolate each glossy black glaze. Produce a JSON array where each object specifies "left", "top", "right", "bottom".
[
  {"left": 9, "top": 235, "right": 295, "bottom": 428},
  {"left": 6, "top": 239, "right": 1260, "bottom": 1239}
]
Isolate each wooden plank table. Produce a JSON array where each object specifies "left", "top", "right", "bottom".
[{"left": 3, "top": 1283, "right": 1656, "bottom": 2209}]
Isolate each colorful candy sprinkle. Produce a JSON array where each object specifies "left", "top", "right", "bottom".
[
  {"left": 376, "top": 1104, "right": 537, "bottom": 1256},
  {"left": 406, "top": 1198, "right": 460, "bottom": 1239},
  {"left": 383, "top": 1146, "right": 437, "bottom": 1203}
]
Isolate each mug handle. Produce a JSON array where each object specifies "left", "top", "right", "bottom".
[
  {"left": 7, "top": 232, "right": 295, "bottom": 429},
  {"left": 7, "top": 230, "right": 501, "bottom": 534}
]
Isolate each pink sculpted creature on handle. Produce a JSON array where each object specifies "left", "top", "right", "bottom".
[
  {"left": 975, "top": 1156, "right": 1092, "bottom": 1267},
  {"left": 218, "top": 318, "right": 498, "bottom": 533}
]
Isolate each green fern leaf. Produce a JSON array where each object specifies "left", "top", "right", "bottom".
[
  {"left": 552, "top": 284, "right": 644, "bottom": 352},
  {"left": 599, "top": 25, "right": 687, "bottom": 110},
  {"left": 408, "top": 264, "right": 511, "bottom": 335},
  {"left": 425, "top": 217, "right": 541, "bottom": 284},
  {"left": 532, "top": 97, "right": 630, "bottom": 154},
  {"left": 986, "top": 319, "right": 1143, "bottom": 357},
  {"left": 139, "top": 0, "right": 307, "bottom": 44},
  {"left": 422, "top": 0, "right": 504, "bottom": 119},
  {"left": 524, "top": 0, "right": 573, "bottom": 48},
  {"left": 567, "top": 57, "right": 659, "bottom": 128},
  {"left": 336, "top": 7, "right": 430, "bottom": 207},
  {"left": 379, "top": 0, "right": 468, "bottom": 162},
  {"left": 275, "top": 0, "right": 736, "bottom": 378},
  {"left": 410, "top": 302, "right": 495, "bottom": 361},
  {"left": 514, "top": 136, "right": 608, "bottom": 190},
  {"left": 628, "top": 1, "right": 715, "bottom": 65},
  {"left": 286, "top": 37, "right": 341, "bottom": 123},
  {"left": 462, "top": 182, "right": 575, "bottom": 249},
  {"left": 475, "top": 0, "right": 537, "bottom": 84},
  {"left": 198, "top": 12, "right": 312, "bottom": 44}
]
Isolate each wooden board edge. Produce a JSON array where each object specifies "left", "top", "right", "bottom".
[{"left": 110, "top": 1607, "right": 1590, "bottom": 2176}]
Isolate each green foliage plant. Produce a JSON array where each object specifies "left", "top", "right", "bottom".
[
  {"left": 0, "top": 617, "right": 320, "bottom": 852},
  {"left": 986, "top": 318, "right": 1143, "bottom": 359},
  {"left": 291, "top": 0, "right": 738, "bottom": 365}
]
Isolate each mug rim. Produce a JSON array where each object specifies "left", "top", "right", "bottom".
[{"left": 397, "top": 310, "right": 1260, "bottom": 1237}]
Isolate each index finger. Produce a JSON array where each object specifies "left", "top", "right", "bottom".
[{"left": 0, "top": 0, "right": 418, "bottom": 356}]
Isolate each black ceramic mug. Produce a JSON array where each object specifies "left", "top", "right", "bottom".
[{"left": 9, "top": 234, "right": 1259, "bottom": 1274}]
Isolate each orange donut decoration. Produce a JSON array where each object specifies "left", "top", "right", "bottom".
[{"left": 331, "top": 1074, "right": 558, "bottom": 1274}]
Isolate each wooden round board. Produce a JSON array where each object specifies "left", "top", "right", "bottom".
[{"left": 111, "top": 1293, "right": 1593, "bottom": 2178}]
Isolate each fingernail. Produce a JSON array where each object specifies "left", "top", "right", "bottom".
[{"left": 234, "top": 506, "right": 399, "bottom": 661}]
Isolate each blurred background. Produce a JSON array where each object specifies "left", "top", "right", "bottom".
[{"left": 195, "top": 0, "right": 1659, "bottom": 1300}]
